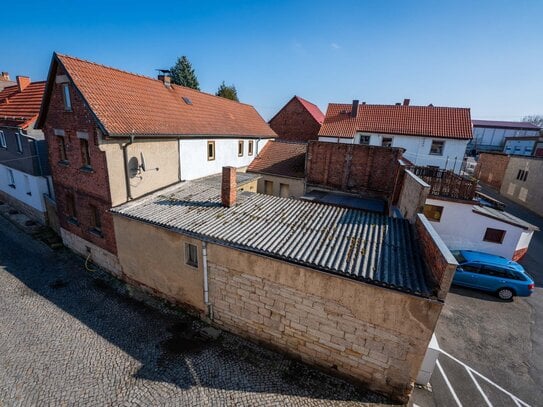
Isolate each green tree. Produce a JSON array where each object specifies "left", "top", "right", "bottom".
[
  {"left": 215, "top": 81, "right": 239, "bottom": 101},
  {"left": 170, "top": 56, "right": 200, "bottom": 90}
]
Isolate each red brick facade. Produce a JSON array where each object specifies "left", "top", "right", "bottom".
[
  {"left": 42, "top": 64, "right": 117, "bottom": 254},
  {"left": 475, "top": 153, "right": 510, "bottom": 189},
  {"left": 269, "top": 97, "right": 322, "bottom": 142},
  {"left": 306, "top": 141, "right": 404, "bottom": 202}
]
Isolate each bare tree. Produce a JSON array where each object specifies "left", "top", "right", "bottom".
[{"left": 522, "top": 115, "right": 543, "bottom": 128}]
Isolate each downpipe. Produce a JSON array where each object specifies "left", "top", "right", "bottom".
[
  {"left": 122, "top": 135, "right": 135, "bottom": 200},
  {"left": 202, "top": 241, "right": 213, "bottom": 319}
]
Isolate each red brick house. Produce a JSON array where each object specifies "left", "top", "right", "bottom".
[
  {"left": 268, "top": 96, "right": 324, "bottom": 142},
  {"left": 36, "top": 53, "right": 275, "bottom": 273}
]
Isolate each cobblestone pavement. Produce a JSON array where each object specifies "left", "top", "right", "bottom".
[{"left": 0, "top": 215, "right": 394, "bottom": 406}]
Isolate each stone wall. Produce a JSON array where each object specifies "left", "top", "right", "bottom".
[
  {"left": 0, "top": 189, "right": 46, "bottom": 224},
  {"left": 306, "top": 141, "right": 404, "bottom": 201},
  {"left": 415, "top": 214, "right": 458, "bottom": 300},
  {"left": 207, "top": 243, "right": 443, "bottom": 403},
  {"left": 476, "top": 152, "right": 510, "bottom": 189},
  {"left": 397, "top": 170, "right": 430, "bottom": 223}
]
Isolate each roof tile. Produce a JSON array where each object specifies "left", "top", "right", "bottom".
[
  {"left": 248, "top": 141, "right": 306, "bottom": 178},
  {"left": 0, "top": 82, "right": 46, "bottom": 128}
]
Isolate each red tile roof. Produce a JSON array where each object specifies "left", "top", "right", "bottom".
[
  {"left": 295, "top": 96, "right": 324, "bottom": 124},
  {"left": 318, "top": 103, "right": 473, "bottom": 140},
  {"left": 40, "top": 54, "right": 276, "bottom": 138},
  {"left": 247, "top": 140, "right": 306, "bottom": 178},
  {"left": 0, "top": 85, "right": 20, "bottom": 104},
  {"left": 0, "top": 82, "right": 46, "bottom": 128}
]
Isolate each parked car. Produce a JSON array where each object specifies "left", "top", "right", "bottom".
[{"left": 451, "top": 250, "right": 534, "bottom": 300}]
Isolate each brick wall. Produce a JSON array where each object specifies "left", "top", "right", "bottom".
[
  {"left": 43, "top": 63, "right": 116, "bottom": 254},
  {"left": 207, "top": 243, "right": 443, "bottom": 403},
  {"left": 269, "top": 98, "right": 321, "bottom": 142},
  {"left": 415, "top": 214, "right": 458, "bottom": 300},
  {"left": 306, "top": 141, "right": 404, "bottom": 201},
  {"left": 476, "top": 153, "right": 510, "bottom": 189}
]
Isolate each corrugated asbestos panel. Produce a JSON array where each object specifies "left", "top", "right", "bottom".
[{"left": 113, "top": 177, "right": 433, "bottom": 297}]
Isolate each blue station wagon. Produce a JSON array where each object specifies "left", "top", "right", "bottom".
[{"left": 451, "top": 250, "right": 535, "bottom": 300}]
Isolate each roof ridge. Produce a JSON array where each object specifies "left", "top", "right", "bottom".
[
  {"left": 327, "top": 102, "right": 469, "bottom": 110},
  {"left": 56, "top": 53, "right": 256, "bottom": 109}
]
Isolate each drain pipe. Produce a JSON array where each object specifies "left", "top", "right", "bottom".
[
  {"left": 202, "top": 241, "right": 213, "bottom": 319},
  {"left": 122, "top": 135, "right": 135, "bottom": 200}
]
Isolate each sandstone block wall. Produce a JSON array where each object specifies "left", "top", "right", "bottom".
[{"left": 207, "top": 243, "right": 443, "bottom": 403}]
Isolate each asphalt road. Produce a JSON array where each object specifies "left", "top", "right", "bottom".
[{"left": 416, "top": 186, "right": 542, "bottom": 407}]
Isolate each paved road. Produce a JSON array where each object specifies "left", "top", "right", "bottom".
[
  {"left": 0, "top": 215, "right": 392, "bottom": 406},
  {"left": 417, "top": 186, "right": 542, "bottom": 406}
]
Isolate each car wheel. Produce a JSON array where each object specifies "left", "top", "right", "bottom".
[{"left": 497, "top": 287, "right": 514, "bottom": 301}]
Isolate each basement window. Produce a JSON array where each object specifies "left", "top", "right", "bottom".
[
  {"left": 238, "top": 140, "right": 244, "bottom": 157},
  {"left": 483, "top": 228, "right": 506, "bottom": 244},
  {"left": 423, "top": 204, "right": 444, "bottom": 222},
  {"left": 185, "top": 243, "right": 198, "bottom": 268},
  {"left": 62, "top": 84, "right": 72, "bottom": 111},
  {"left": 430, "top": 140, "right": 445, "bottom": 156},
  {"left": 207, "top": 141, "right": 215, "bottom": 161},
  {"left": 248, "top": 140, "right": 254, "bottom": 156}
]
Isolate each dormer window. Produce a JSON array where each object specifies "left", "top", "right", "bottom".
[{"left": 62, "top": 84, "right": 72, "bottom": 111}]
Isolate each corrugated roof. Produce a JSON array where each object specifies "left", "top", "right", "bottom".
[
  {"left": 247, "top": 140, "right": 306, "bottom": 178},
  {"left": 0, "top": 82, "right": 46, "bottom": 128},
  {"left": 112, "top": 174, "right": 434, "bottom": 297},
  {"left": 319, "top": 103, "right": 473, "bottom": 140},
  {"left": 473, "top": 120, "right": 540, "bottom": 131},
  {"left": 472, "top": 205, "right": 539, "bottom": 231},
  {"left": 41, "top": 54, "right": 276, "bottom": 138}
]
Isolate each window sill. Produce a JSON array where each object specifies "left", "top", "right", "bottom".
[
  {"left": 186, "top": 262, "right": 198, "bottom": 269},
  {"left": 89, "top": 228, "right": 104, "bottom": 238},
  {"left": 79, "top": 166, "right": 94, "bottom": 173},
  {"left": 67, "top": 217, "right": 79, "bottom": 226},
  {"left": 58, "top": 160, "right": 70, "bottom": 167},
  {"left": 8, "top": 184, "right": 15, "bottom": 189}
]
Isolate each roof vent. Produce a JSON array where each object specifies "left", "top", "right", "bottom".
[{"left": 182, "top": 96, "right": 192, "bottom": 105}]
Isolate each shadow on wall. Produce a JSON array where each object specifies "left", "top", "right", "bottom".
[{"left": 0, "top": 216, "right": 394, "bottom": 404}]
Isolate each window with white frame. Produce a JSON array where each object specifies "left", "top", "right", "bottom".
[
  {"left": 359, "top": 135, "right": 371, "bottom": 145},
  {"left": 15, "top": 133, "right": 23, "bottom": 154},
  {"left": 429, "top": 140, "right": 445, "bottom": 156},
  {"left": 62, "top": 84, "right": 72, "bottom": 111},
  {"left": 0, "top": 130, "right": 6, "bottom": 148}
]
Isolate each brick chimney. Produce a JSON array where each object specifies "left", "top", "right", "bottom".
[
  {"left": 1, "top": 72, "right": 10, "bottom": 81},
  {"left": 403, "top": 98, "right": 410, "bottom": 106},
  {"left": 221, "top": 166, "right": 237, "bottom": 207},
  {"left": 351, "top": 100, "right": 359, "bottom": 117},
  {"left": 158, "top": 73, "right": 171, "bottom": 88},
  {"left": 16, "top": 76, "right": 30, "bottom": 92}
]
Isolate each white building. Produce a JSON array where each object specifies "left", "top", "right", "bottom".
[
  {"left": 423, "top": 198, "right": 538, "bottom": 261},
  {"left": 470, "top": 120, "right": 540, "bottom": 155},
  {"left": 318, "top": 100, "right": 473, "bottom": 173}
]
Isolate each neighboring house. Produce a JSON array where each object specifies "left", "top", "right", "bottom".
[
  {"left": 503, "top": 136, "right": 543, "bottom": 157},
  {"left": 318, "top": 100, "right": 472, "bottom": 173},
  {"left": 500, "top": 156, "right": 543, "bottom": 217},
  {"left": 111, "top": 167, "right": 457, "bottom": 404},
  {"left": 470, "top": 120, "right": 541, "bottom": 155},
  {"left": 475, "top": 152, "right": 510, "bottom": 189},
  {"left": 36, "top": 53, "right": 275, "bottom": 273},
  {"left": 268, "top": 95, "right": 324, "bottom": 142},
  {"left": 0, "top": 76, "right": 51, "bottom": 223},
  {"left": 247, "top": 140, "right": 306, "bottom": 197},
  {"left": 413, "top": 166, "right": 538, "bottom": 261},
  {"left": 0, "top": 71, "right": 16, "bottom": 91}
]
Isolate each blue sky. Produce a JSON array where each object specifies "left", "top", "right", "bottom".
[{"left": 2, "top": 0, "right": 542, "bottom": 121}]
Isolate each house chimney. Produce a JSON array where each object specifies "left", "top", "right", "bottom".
[
  {"left": 403, "top": 98, "right": 410, "bottom": 106},
  {"left": 1, "top": 72, "right": 10, "bottom": 81},
  {"left": 158, "top": 73, "right": 171, "bottom": 88},
  {"left": 221, "top": 166, "right": 237, "bottom": 207},
  {"left": 16, "top": 76, "right": 30, "bottom": 92},
  {"left": 351, "top": 100, "right": 359, "bottom": 117}
]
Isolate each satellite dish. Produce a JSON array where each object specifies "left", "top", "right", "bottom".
[{"left": 140, "top": 152, "right": 147, "bottom": 172}]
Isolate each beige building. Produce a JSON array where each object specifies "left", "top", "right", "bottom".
[
  {"left": 500, "top": 156, "right": 543, "bottom": 217},
  {"left": 111, "top": 169, "right": 456, "bottom": 403}
]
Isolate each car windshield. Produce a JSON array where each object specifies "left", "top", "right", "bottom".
[{"left": 450, "top": 250, "right": 466, "bottom": 264}]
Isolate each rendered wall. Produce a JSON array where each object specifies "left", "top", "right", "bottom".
[
  {"left": 207, "top": 243, "right": 445, "bottom": 403},
  {"left": 112, "top": 215, "right": 206, "bottom": 312},
  {"left": 425, "top": 198, "right": 529, "bottom": 260},
  {"left": 397, "top": 170, "right": 430, "bottom": 223},
  {"left": 179, "top": 138, "right": 270, "bottom": 181},
  {"left": 500, "top": 156, "right": 543, "bottom": 217},
  {"left": 255, "top": 174, "right": 305, "bottom": 198}
]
